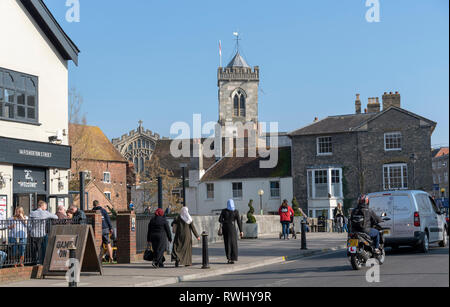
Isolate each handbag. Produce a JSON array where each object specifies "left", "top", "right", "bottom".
[
  {"left": 143, "top": 244, "right": 154, "bottom": 262},
  {"left": 218, "top": 224, "right": 223, "bottom": 236}
]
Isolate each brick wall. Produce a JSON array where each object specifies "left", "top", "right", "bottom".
[
  {"left": 116, "top": 212, "right": 136, "bottom": 263},
  {"left": 85, "top": 210, "right": 103, "bottom": 255},
  {"left": 0, "top": 265, "right": 43, "bottom": 285},
  {"left": 72, "top": 160, "right": 128, "bottom": 211}
]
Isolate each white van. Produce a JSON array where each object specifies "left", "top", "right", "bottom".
[{"left": 367, "top": 190, "right": 448, "bottom": 252}]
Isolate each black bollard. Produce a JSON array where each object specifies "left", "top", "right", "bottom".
[
  {"left": 68, "top": 243, "right": 78, "bottom": 287},
  {"left": 301, "top": 218, "right": 307, "bottom": 250},
  {"left": 201, "top": 231, "right": 210, "bottom": 269}
]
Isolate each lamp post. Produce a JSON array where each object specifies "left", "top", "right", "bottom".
[
  {"left": 410, "top": 153, "right": 417, "bottom": 189},
  {"left": 258, "top": 189, "right": 264, "bottom": 215},
  {"left": 180, "top": 163, "right": 188, "bottom": 207}
]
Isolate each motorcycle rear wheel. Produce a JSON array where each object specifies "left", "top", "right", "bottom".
[{"left": 350, "top": 255, "right": 363, "bottom": 270}]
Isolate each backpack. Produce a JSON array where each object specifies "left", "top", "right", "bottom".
[{"left": 351, "top": 207, "right": 367, "bottom": 232}]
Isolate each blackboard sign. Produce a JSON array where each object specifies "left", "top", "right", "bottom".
[
  {"left": 43, "top": 225, "right": 103, "bottom": 277},
  {"left": 49, "top": 235, "right": 78, "bottom": 271}
]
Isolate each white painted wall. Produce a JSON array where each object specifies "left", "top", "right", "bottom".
[
  {"left": 187, "top": 177, "right": 293, "bottom": 215},
  {"left": 0, "top": 0, "right": 70, "bottom": 217},
  {"left": 0, "top": 0, "right": 69, "bottom": 145}
]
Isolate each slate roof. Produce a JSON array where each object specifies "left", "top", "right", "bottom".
[
  {"left": 227, "top": 52, "right": 250, "bottom": 68},
  {"left": 19, "top": 0, "right": 80, "bottom": 65},
  {"left": 69, "top": 124, "right": 127, "bottom": 163},
  {"left": 289, "top": 107, "right": 436, "bottom": 137},
  {"left": 200, "top": 147, "right": 291, "bottom": 182},
  {"left": 152, "top": 139, "right": 217, "bottom": 178}
]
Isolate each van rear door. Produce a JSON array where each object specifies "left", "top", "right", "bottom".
[
  {"left": 392, "top": 194, "right": 415, "bottom": 238},
  {"left": 369, "top": 194, "right": 394, "bottom": 235}
]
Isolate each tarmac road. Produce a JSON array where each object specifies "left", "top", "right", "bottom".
[{"left": 170, "top": 245, "right": 449, "bottom": 287}]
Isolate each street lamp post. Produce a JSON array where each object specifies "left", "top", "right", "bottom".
[
  {"left": 410, "top": 153, "right": 417, "bottom": 189},
  {"left": 180, "top": 163, "right": 188, "bottom": 207},
  {"left": 258, "top": 189, "right": 264, "bottom": 215}
]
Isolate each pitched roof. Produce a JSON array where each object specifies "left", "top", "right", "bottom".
[
  {"left": 289, "top": 107, "right": 436, "bottom": 136},
  {"left": 433, "top": 147, "right": 449, "bottom": 158},
  {"left": 200, "top": 147, "right": 291, "bottom": 182},
  {"left": 152, "top": 139, "right": 217, "bottom": 178},
  {"left": 227, "top": 52, "right": 250, "bottom": 68},
  {"left": 69, "top": 124, "right": 127, "bottom": 163},
  {"left": 19, "top": 0, "right": 80, "bottom": 65}
]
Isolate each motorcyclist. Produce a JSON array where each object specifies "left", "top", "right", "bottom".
[{"left": 350, "top": 194, "right": 383, "bottom": 253}]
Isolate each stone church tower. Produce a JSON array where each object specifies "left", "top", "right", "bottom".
[{"left": 217, "top": 51, "right": 260, "bottom": 136}]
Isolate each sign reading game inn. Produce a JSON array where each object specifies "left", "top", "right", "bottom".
[{"left": 0, "top": 136, "right": 71, "bottom": 169}]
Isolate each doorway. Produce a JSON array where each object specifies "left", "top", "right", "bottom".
[{"left": 13, "top": 193, "right": 47, "bottom": 216}]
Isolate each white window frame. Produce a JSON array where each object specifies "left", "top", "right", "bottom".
[
  {"left": 104, "top": 191, "right": 111, "bottom": 200},
  {"left": 383, "top": 163, "right": 408, "bottom": 190},
  {"left": 307, "top": 167, "right": 343, "bottom": 199},
  {"left": 232, "top": 182, "right": 243, "bottom": 200},
  {"left": 316, "top": 136, "right": 333, "bottom": 156},
  {"left": 384, "top": 132, "right": 402, "bottom": 151},
  {"left": 103, "top": 172, "right": 111, "bottom": 184},
  {"left": 206, "top": 183, "right": 214, "bottom": 200},
  {"left": 270, "top": 181, "right": 280, "bottom": 199}
]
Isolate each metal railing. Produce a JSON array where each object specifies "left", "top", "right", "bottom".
[
  {"left": 136, "top": 214, "right": 153, "bottom": 253},
  {"left": 0, "top": 217, "right": 92, "bottom": 269}
]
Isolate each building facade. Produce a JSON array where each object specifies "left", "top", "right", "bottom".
[
  {"left": 69, "top": 124, "right": 128, "bottom": 211},
  {"left": 432, "top": 147, "right": 449, "bottom": 200},
  {"left": 0, "top": 0, "right": 79, "bottom": 218},
  {"left": 111, "top": 121, "right": 160, "bottom": 174},
  {"left": 289, "top": 92, "right": 436, "bottom": 218}
]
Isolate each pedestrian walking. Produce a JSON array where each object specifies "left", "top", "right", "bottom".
[
  {"left": 92, "top": 200, "right": 114, "bottom": 263},
  {"left": 8, "top": 206, "right": 28, "bottom": 267},
  {"left": 147, "top": 208, "right": 172, "bottom": 268},
  {"left": 219, "top": 199, "right": 243, "bottom": 264},
  {"left": 29, "top": 201, "right": 58, "bottom": 265},
  {"left": 333, "top": 203, "right": 345, "bottom": 233},
  {"left": 279, "top": 200, "right": 294, "bottom": 240},
  {"left": 171, "top": 207, "right": 200, "bottom": 267},
  {"left": 343, "top": 215, "right": 349, "bottom": 233}
]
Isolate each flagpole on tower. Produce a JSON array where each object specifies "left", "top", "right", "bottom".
[{"left": 219, "top": 40, "right": 222, "bottom": 67}]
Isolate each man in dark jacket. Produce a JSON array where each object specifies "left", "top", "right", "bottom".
[
  {"left": 351, "top": 195, "right": 383, "bottom": 252},
  {"left": 69, "top": 205, "right": 87, "bottom": 225},
  {"left": 92, "top": 200, "right": 114, "bottom": 262}
]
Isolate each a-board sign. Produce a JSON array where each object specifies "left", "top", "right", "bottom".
[
  {"left": 43, "top": 224, "right": 103, "bottom": 278},
  {"left": 49, "top": 235, "right": 78, "bottom": 271}
]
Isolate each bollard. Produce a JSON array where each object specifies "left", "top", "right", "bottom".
[
  {"left": 201, "top": 231, "right": 210, "bottom": 269},
  {"left": 301, "top": 218, "right": 307, "bottom": 250},
  {"left": 68, "top": 243, "right": 78, "bottom": 287}
]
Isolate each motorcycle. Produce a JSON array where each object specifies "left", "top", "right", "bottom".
[{"left": 347, "top": 213, "right": 391, "bottom": 270}]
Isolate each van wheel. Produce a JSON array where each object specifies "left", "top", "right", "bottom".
[
  {"left": 439, "top": 229, "right": 448, "bottom": 247},
  {"left": 418, "top": 232, "right": 429, "bottom": 253}
]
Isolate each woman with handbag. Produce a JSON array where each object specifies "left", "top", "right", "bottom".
[
  {"left": 219, "top": 199, "right": 243, "bottom": 264},
  {"left": 171, "top": 207, "right": 200, "bottom": 267},
  {"left": 147, "top": 208, "right": 172, "bottom": 268},
  {"left": 278, "top": 200, "right": 294, "bottom": 240}
]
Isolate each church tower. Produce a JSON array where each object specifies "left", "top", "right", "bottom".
[{"left": 217, "top": 48, "right": 260, "bottom": 133}]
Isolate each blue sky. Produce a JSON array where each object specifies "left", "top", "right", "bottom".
[{"left": 45, "top": 0, "right": 449, "bottom": 146}]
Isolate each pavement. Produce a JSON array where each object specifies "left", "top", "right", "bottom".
[
  {"left": 1, "top": 232, "right": 348, "bottom": 287},
  {"left": 170, "top": 245, "right": 449, "bottom": 287}
]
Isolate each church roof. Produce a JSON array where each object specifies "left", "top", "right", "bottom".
[{"left": 227, "top": 52, "right": 250, "bottom": 68}]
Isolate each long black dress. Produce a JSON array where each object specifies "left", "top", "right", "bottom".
[
  {"left": 219, "top": 209, "right": 242, "bottom": 261},
  {"left": 147, "top": 215, "right": 172, "bottom": 266}
]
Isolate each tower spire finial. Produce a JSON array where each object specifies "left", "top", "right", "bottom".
[{"left": 233, "top": 31, "right": 240, "bottom": 53}]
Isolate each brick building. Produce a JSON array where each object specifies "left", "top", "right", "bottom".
[
  {"left": 432, "top": 147, "right": 449, "bottom": 199},
  {"left": 69, "top": 124, "right": 128, "bottom": 211},
  {"left": 289, "top": 92, "right": 437, "bottom": 218}
]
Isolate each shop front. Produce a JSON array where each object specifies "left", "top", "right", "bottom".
[{"left": 0, "top": 137, "right": 71, "bottom": 218}]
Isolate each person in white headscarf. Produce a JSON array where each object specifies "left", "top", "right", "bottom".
[
  {"left": 219, "top": 199, "right": 243, "bottom": 264},
  {"left": 171, "top": 207, "right": 200, "bottom": 267}
]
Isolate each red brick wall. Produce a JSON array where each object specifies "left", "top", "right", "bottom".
[
  {"left": 0, "top": 266, "right": 43, "bottom": 284},
  {"left": 116, "top": 212, "right": 136, "bottom": 264},
  {"left": 85, "top": 210, "right": 103, "bottom": 255},
  {"left": 72, "top": 160, "right": 128, "bottom": 211}
]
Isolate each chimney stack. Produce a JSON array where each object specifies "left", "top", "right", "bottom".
[
  {"left": 367, "top": 97, "right": 381, "bottom": 113},
  {"left": 355, "top": 94, "right": 362, "bottom": 114},
  {"left": 382, "top": 91, "right": 401, "bottom": 110}
]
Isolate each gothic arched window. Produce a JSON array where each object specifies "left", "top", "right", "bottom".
[{"left": 233, "top": 89, "right": 246, "bottom": 117}]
